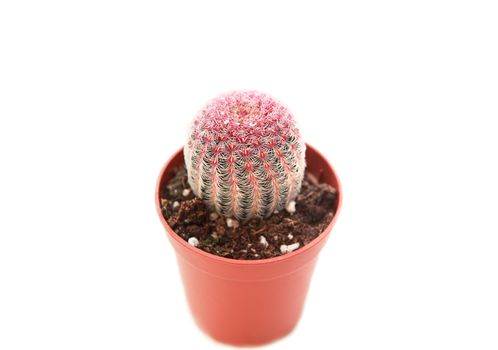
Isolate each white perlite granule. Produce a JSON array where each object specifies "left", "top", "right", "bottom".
[
  {"left": 187, "top": 237, "right": 199, "bottom": 247},
  {"left": 259, "top": 236, "right": 269, "bottom": 248},
  {"left": 226, "top": 218, "right": 239, "bottom": 228},
  {"left": 209, "top": 212, "right": 219, "bottom": 221},
  {"left": 287, "top": 233, "right": 293, "bottom": 240},
  {"left": 182, "top": 188, "right": 191, "bottom": 197},
  {"left": 172, "top": 201, "right": 179, "bottom": 209},
  {"left": 280, "top": 242, "right": 300, "bottom": 254},
  {"left": 285, "top": 200, "right": 296, "bottom": 214}
]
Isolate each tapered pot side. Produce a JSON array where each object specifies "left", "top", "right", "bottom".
[{"left": 156, "top": 144, "right": 342, "bottom": 346}]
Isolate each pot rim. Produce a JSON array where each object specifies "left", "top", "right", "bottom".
[{"left": 155, "top": 143, "right": 342, "bottom": 266}]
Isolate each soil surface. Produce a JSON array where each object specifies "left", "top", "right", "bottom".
[{"left": 160, "top": 166, "right": 337, "bottom": 260}]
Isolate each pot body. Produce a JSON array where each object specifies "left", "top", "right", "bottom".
[{"left": 156, "top": 144, "right": 342, "bottom": 346}]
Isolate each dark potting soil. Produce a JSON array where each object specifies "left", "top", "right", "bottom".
[{"left": 160, "top": 166, "right": 337, "bottom": 260}]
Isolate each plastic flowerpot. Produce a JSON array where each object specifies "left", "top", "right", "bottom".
[{"left": 155, "top": 143, "right": 342, "bottom": 346}]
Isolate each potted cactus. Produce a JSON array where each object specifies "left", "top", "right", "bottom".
[{"left": 156, "top": 91, "right": 341, "bottom": 345}]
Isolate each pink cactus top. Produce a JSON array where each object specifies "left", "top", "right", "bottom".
[{"left": 184, "top": 91, "right": 306, "bottom": 221}]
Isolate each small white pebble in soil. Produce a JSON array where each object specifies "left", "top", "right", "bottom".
[
  {"left": 182, "top": 189, "right": 191, "bottom": 197},
  {"left": 259, "top": 236, "right": 269, "bottom": 248},
  {"left": 226, "top": 218, "right": 239, "bottom": 228},
  {"left": 287, "top": 233, "right": 293, "bottom": 240},
  {"left": 211, "top": 232, "right": 218, "bottom": 239},
  {"left": 287, "top": 242, "right": 300, "bottom": 252},
  {"left": 172, "top": 201, "right": 180, "bottom": 209},
  {"left": 188, "top": 237, "right": 199, "bottom": 247},
  {"left": 286, "top": 200, "right": 296, "bottom": 214},
  {"left": 280, "top": 242, "right": 300, "bottom": 254},
  {"left": 209, "top": 212, "right": 219, "bottom": 221}
]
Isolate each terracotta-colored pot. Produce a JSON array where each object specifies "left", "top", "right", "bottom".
[{"left": 155, "top": 144, "right": 342, "bottom": 346}]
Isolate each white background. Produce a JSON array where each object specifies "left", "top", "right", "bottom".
[{"left": 1, "top": 1, "right": 497, "bottom": 349}]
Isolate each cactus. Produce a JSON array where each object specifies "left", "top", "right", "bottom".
[{"left": 184, "top": 91, "right": 306, "bottom": 221}]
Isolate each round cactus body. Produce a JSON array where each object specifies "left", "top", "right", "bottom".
[{"left": 184, "top": 91, "right": 306, "bottom": 221}]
